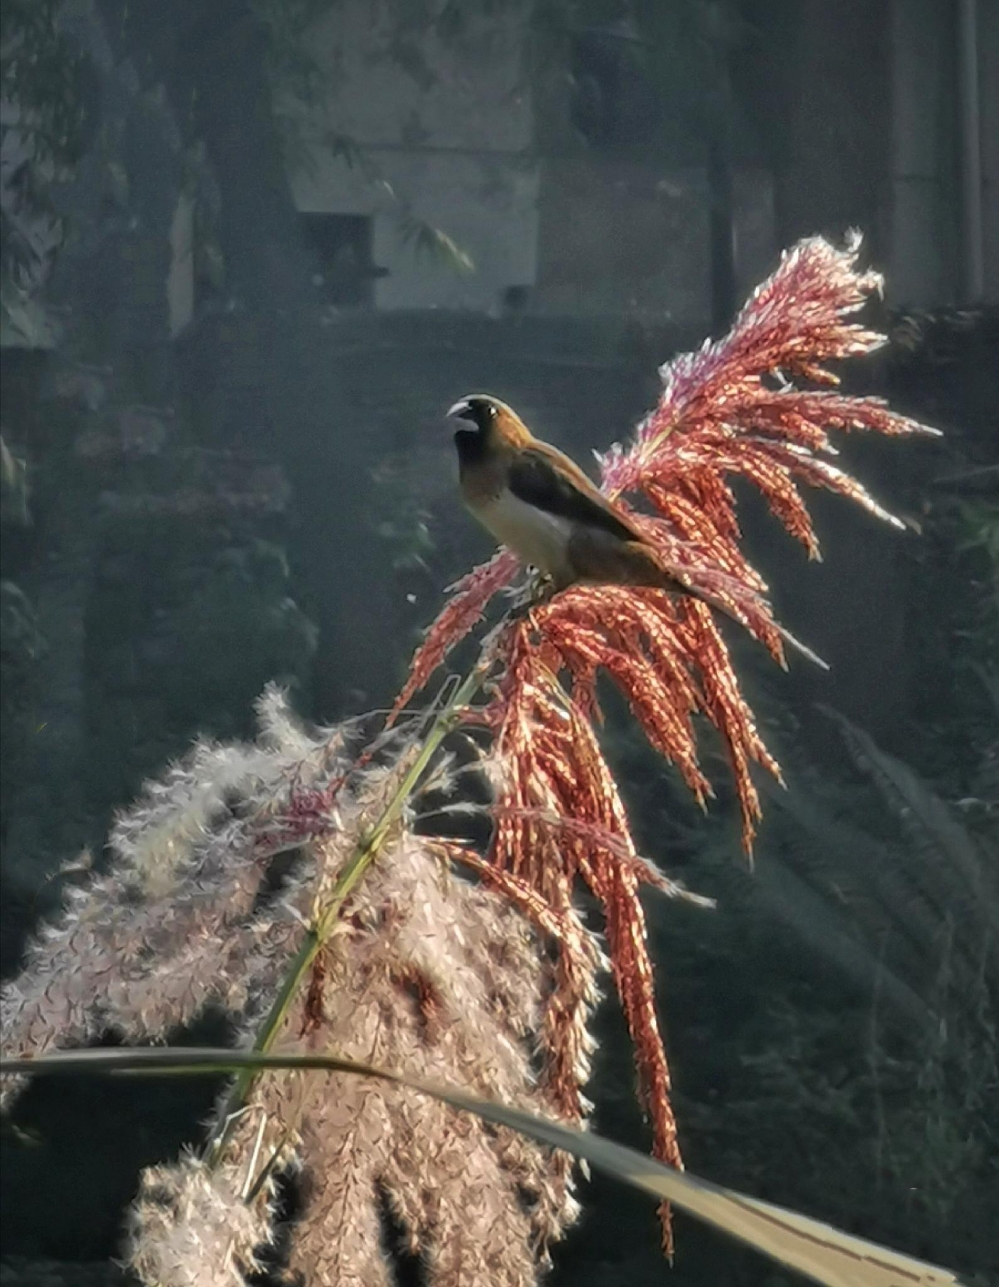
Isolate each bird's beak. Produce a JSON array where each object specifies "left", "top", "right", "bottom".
[{"left": 446, "top": 398, "right": 475, "bottom": 423}]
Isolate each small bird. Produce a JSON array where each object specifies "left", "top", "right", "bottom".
[
  {"left": 446, "top": 395, "right": 828, "bottom": 668},
  {"left": 446, "top": 394, "right": 690, "bottom": 595}
]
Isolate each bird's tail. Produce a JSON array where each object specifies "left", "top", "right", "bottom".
[{"left": 623, "top": 541, "right": 829, "bottom": 671}]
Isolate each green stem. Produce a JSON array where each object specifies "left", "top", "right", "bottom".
[{"left": 206, "top": 664, "right": 484, "bottom": 1165}]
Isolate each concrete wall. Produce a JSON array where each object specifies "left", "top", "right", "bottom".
[
  {"left": 889, "top": 0, "right": 998, "bottom": 306},
  {"left": 289, "top": 0, "right": 993, "bottom": 318},
  {"left": 981, "top": 0, "right": 999, "bottom": 302},
  {"left": 287, "top": 0, "right": 538, "bottom": 313},
  {"left": 772, "top": 0, "right": 892, "bottom": 261},
  {"left": 532, "top": 162, "right": 776, "bottom": 327},
  {"left": 888, "top": 0, "right": 960, "bottom": 307},
  {"left": 532, "top": 161, "right": 710, "bottom": 323},
  {"left": 286, "top": 2, "right": 777, "bottom": 324}
]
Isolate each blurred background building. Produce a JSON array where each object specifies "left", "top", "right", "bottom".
[
  {"left": 278, "top": 0, "right": 997, "bottom": 324},
  {"left": 2, "top": 0, "right": 996, "bottom": 734}
]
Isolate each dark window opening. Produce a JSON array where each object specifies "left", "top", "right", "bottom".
[
  {"left": 569, "top": 25, "right": 663, "bottom": 151},
  {"left": 300, "top": 213, "right": 388, "bottom": 307}
]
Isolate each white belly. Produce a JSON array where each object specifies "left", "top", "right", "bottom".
[{"left": 474, "top": 490, "right": 573, "bottom": 578}]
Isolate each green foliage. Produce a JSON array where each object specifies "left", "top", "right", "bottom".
[
  {"left": 0, "top": 435, "right": 30, "bottom": 527},
  {"left": 397, "top": 213, "right": 476, "bottom": 276},
  {"left": 0, "top": 580, "right": 45, "bottom": 849},
  {"left": 0, "top": 581, "right": 43, "bottom": 668},
  {"left": 954, "top": 495, "right": 999, "bottom": 670},
  {"left": 693, "top": 727, "right": 995, "bottom": 1279},
  {"left": 250, "top": 0, "right": 336, "bottom": 104},
  {"left": 1, "top": 0, "right": 89, "bottom": 293},
  {"left": 1, "top": 0, "right": 88, "bottom": 169},
  {"left": 955, "top": 495, "right": 999, "bottom": 565},
  {"left": 169, "top": 539, "right": 319, "bottom": 697},
  {"left": 0, "top": 431, "right": 42, "bottom": 856},
  {"left": 370, "top": 455, "right": 436, "bottom": 572},
  {"left": 84, "top": 518, "right": 318, "bottom": 815},
  {"left": 0, "top": 284, "right": 62, "bottom": 348}
]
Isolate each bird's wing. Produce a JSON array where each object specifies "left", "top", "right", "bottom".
[{"left": 507, "top": 443, "right": 638, "bottom": 542}]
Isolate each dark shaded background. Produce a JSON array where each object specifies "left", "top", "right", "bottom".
[{"left": 2, "top": 2, "right": 997, "bottom": 1284}]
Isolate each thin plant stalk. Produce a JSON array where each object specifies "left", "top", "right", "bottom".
[{"left": 207, "top": 663, "right": 486, "bottom": 1163}]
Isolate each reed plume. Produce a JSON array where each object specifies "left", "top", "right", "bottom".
[
  {"left": 393, "top": 233, "right": 938, "bottom": 1247},
  {"left": 2, "top": 689, "right": 591, "bottom": 1285}
]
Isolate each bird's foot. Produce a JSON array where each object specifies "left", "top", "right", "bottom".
[{"left": 506, "top": 572, "right": 560, "bottom": 622}]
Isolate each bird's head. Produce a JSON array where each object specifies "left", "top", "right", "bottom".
[{"left": 446, "top": 395, "right": 532, "bottom": 460}]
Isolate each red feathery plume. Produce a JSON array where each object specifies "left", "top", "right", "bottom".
[
  {"left": 481, "top": 621, "right": 685, "bottom": 1171},
  {"left": 395, "top": 234, "right": 939, "bottom": 1249},
  {"left": 599, "top": 231, "right": 934, "bottom": 553},
  {"left": 393, "top": 549, "right": 519, "bottom": 716}
]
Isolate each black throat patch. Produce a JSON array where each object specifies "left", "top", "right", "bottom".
[{"left": 453, "top": 426, "right": 487, "bottom": 467}]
